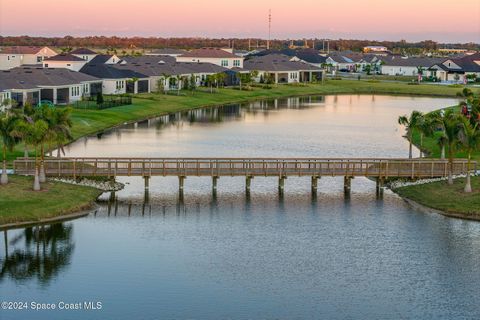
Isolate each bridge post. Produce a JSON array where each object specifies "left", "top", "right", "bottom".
[
  {"left": 376, "top": 177, "right": 384, "bottom": 194},
  {"left": 344, "top": 176, "right": 353, "bottom": 193},
  {"left": 179, "top": 176, "right": 186, "bottom": 192},
  {"left": 246, "top": 176, "right": 253, "bottom": 192},
  {"left": 279, "top": 175, "right": 287, "bottom": 193},
  {"left": 311, "top": 176, "right": 319, "bottom": 192},
  {"left": 144, "top": 176, "right": 150, "bottom": 191},
  {"left": 143, "top": 176, "right": 150, "bottom": 203},
  {"left": 212, "top": 176, "right": 219, "bottom": 191}
]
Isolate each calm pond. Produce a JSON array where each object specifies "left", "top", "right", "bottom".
[{"left": 2, "top": 95, "right": 480, "bottom": 319}]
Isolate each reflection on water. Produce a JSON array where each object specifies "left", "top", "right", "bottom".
[
  {"left": 4, "top": 95, "right": 480, "bottom": 320},
  {"left": 1, "top": 223, "right": 74, "bottom": 286}
]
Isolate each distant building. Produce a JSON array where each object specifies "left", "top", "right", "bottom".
[
  {"left": 0, "top": 46, "right": 57, "bottom": 70},
  {"left": 70, "top": 48, "right": 98, "bottom": 62},
  {"left": 429, "top": 53, "right": 480, "bottom": 82},
  {"left": 363, "top": 46, "right": 388, "bottom": 53},
  {"left": 176, "top": 48, "right": 244, "bottom": 69},
  {"left": 43, "top": 54, "right": 88, "bottom": 72}
]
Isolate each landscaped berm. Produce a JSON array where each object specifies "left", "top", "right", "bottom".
[
  {"left": 395, "top": 177, "right": 480, "bottom": 220},
  {"left": 395, "top": 87, "right": 480, "bottom": 220},
  {"left": 0, "top": 175, "right": 102, "bottom": 225}
]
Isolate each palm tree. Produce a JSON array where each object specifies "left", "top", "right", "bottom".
[
  {"left": 417, "top": 114, "right": 436, "bottom": 157},
  {"left": 0, "top": 112, "right": 20, "bottom": 185},
  {"left": 15, "top": 119, "right": 49, "bottom": 191},
  {"left": 398, "top": 111, "right": 424, "bottom": 159},
  {"left": 39, "top": 107, "right": 73, "bottom": 158},
  {"left": 438, "top": 109, "right": 464, "bottom": 185},
  {"left": 459, "top": 119, "right": 480, "bottom": 193}
]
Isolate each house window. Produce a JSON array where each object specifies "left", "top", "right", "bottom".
[
  {"left": 221, "top": 60, "right": 229, "bottom": 67},
  {"left": 37, "top": 56, "right": 42, "bottom": 63},
  {"left": 44, "top": 64, "right": 49, "bottom": 68},
  {"left": 233, "top": 60, "right": 240, "bottom": 67},
  {"left": 67, "top": 64, "right": 71, "bottom": 67}
]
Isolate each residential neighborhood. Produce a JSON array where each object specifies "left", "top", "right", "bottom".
[{"left": 0, "top": 44, "right": 479, "bottom": 108}]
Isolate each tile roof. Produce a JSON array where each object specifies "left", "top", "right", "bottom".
[{"left": 0, "top": 46, "right": 45, "bottom": 54}]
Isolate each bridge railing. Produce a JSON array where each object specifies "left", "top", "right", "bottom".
[{"left": 13, "top": 158, "right": 476, "bottom": 179}]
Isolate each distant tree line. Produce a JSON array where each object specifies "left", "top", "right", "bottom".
[{"left": 1, "top": 36, "right": 478, "bottom": 52}]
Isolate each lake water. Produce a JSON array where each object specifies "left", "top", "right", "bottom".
[{"left": 2, "top": 95, "right": 480, "bottom": 319}]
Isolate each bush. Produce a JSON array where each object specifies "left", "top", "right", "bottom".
[{"left": 96, "top": 92, "right": 104, "bottom": 105}]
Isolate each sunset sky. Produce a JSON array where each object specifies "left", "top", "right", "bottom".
[{"left": 1, "top": 0, "right": 479, "bottom": 42}]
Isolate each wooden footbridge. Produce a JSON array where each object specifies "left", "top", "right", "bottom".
[{"left": 14, "top": 157, "right": 476, "bottom": 193}]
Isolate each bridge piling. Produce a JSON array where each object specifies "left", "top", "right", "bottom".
[
  {"left": 279, "top": 176, "right": 287, "bottom": 192},
  {"left": 144, "top": 176, "right": 150, "bottom": 191},
  {"left": 311, "top": 176, "right": 319, "bottom": 192},
  {"left": 246, "top": 176, "right": 253, "bottom": 192},
  {"left": 376, "top": 177, "right": 385, "bottom": 194},
  {"left": 344, "top": 176, "right": 353, "bottom": 193},
  {"left": 179, "top": 176, "right": 186, "bottom": 191},
  {"left": 212, "top": 176, "right": 219, "bottom": 191}
]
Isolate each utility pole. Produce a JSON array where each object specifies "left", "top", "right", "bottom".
[{"left": 267, "top": 9, "right": 271, "bottom": 50}]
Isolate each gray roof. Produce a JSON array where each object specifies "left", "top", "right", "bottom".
[
  {"left": 70, "top": 48, "right": 97, "bottom": 55},
  {"left": 113, "top": 60, "right": 229, "bottom": 77},
  {"left": 383, "top": 57, "right": 445, "bottom": 68},
  {"left": 45, "top": 54, "right": 86, "bottom": 62},
  {"left": 437, "top": 53, "right": 480, "bottom": 72},
  {"left": 89, "top": 54, "right": 118, "bottom": 64},
  {"left": 244, "top": 54, "right": 322, "bottom": 72},
  {"left": 80, "top": 63, "right": 148, "bottom": 79},
  {"left": 0, "top": 67, "right": 100, "bottom": 91}
]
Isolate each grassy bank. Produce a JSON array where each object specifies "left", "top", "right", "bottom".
[
  {"left": 6, "top": 80, "right": 478, "bottom": 161},
  {"left": 395, "top": 177, "right": 480, "bottom": 219},
  {"left": 0, "top": 175, "right": 102, "bottom": 226}
]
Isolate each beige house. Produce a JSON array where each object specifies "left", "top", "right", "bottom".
[
  {"left": 0, "top": 46, "right": 57, "bottom": 70},
  {"left": 176, "top": 48, "right": 244, "bottom": 69}
]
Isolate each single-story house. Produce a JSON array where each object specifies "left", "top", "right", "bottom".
[
  {"left": 428, "top": 53, "right": 480, "bottom": 82},
  {"left": 0, "top": 46, "right": 57, "bottom": 70},
  {"left": 116, "top": 56, "right": 231, "bottom": 91},
  {"left": 381, "top": 57, "right": 444, "bottom": 76},
  {"left": 243, "top": 54, "right": 323, "bottom": 83},
  {"left": 176, "top": 48, "right": 244, "bottom": 69},
  {"left": 326, "top": 53, "right": 357, "bottom": 72},
  {"left": 80, "top": 63, "right": 150, "bottom": 94},
  {"left": 0, "top": 67, "right": 101, "bottom": 106}
]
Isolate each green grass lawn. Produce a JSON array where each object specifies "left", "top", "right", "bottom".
[
  {"left": 395, "top": 176, "right": 480, "bottom": 217},
  {"left": 0, "top": 175, "right": 102, "bottom": 225}
]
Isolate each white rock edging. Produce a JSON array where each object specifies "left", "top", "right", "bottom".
[{"left": 50, "top": 178, "right": 124, "bottom": 191}]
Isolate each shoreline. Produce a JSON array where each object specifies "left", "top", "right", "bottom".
[
  {"left": 400, "top": 197, "right": 480, "bottom": 222},
  {"left": 0, "top": 203, "right": 98, "bottom": 231}
]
